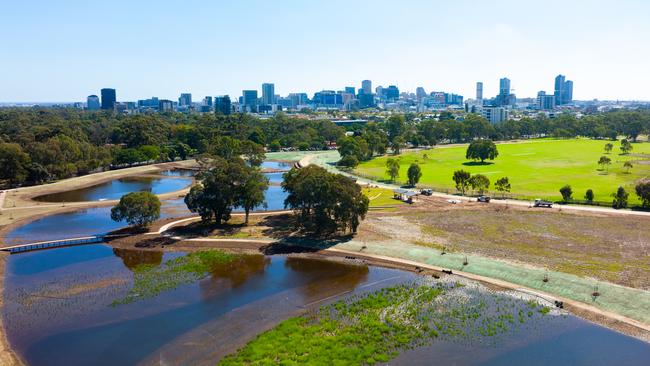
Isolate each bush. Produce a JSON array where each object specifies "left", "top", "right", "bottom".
[
  {"left": 559, "top": 185, "right": 573, "bottom": 202},
  {"left": 338, "top": 155, "right": 359, "bottom": 168},
  {"left": 584, "top": 189, "right": 594, "bottom": 203}
]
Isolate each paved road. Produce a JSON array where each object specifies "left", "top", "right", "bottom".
[{"left": 302, "top": 152, "right": 650, "bottom": 218}]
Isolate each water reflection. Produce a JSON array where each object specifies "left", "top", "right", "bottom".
[
  {"left": 34, "top": 176, "right": 192, "bottom": 202},
  {"left": 112, "top": 248, "right": 163, "bottom": 270}
]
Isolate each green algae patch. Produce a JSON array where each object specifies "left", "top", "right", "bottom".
[
  {"left": 219, "top": 282, "right": 555, "bottom": 365},
  {"left": 113, "top": 250, "right": 237, "bottom": 305}
]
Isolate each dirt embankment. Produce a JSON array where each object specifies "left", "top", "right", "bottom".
[{"left": 0, "top": 160, "right": 197, "bottom": 242}]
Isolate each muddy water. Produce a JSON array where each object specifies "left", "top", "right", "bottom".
[
  {"left": 2, "top": 245, "right": 411, "bottom": 366},
  {"left": 33, "top": 176, "right": 192, "bottom": 203}
]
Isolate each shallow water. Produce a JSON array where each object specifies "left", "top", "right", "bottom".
[
  {"left": 2, "top": 245, "right": 410, "bottom": 366},
  {"left": 261, "top": 160, "right": 292, "bottom": 171},
  {"left": 4, "top": 245, "right": 649, "bottom": 366},
  {"left": 34, "top": 176, "right": 192, "bottom": 202},
  {"left": 5, "top": 171, "right": 287, "bottom": 244}
]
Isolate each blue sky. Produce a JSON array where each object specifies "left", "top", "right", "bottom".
[{"left": 1, "top": 0, "right": 649, "bottom": 102}]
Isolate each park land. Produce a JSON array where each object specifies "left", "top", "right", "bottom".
[{"left": 356, "top": 139, "right": 650, "bottom": 204}]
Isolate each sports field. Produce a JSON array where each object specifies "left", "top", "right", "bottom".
[{"left": 356, "top": 139, "right": 650, "bottom": 204}]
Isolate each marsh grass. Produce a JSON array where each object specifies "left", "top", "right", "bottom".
[
  {"left": 112, "top": 250, "right": 237, "bottom": 306},
  {"left": 219, "top": 281, "right": 554, "bottom": 365}
]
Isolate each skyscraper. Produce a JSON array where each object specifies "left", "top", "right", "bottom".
[
  {"left": 242, "top": 90, "right": 258, "bottom": 112},
  {"left": 537, "top": 91, "right": 556, "bottom": 110},
  {"left": 345, "top": 86, "right": 356, "bottom": 95},
  {"left": 499, "top": 78, "right": 510, "bottom": 96},
  {"left": 476, "top": 82, "right": 483, "bottom": 100},
  {"left": 361, "top": 80, "right": 372, "bottom": 94},
  {"left": 215, "top": 95, "right": 232, "bottom": 115},
  {"left": 554, "top": 75, "right": 574, "bottom": 105},
  {"left": 416, "top": 87, "right": 427, "bottom": 101},
  {"left": 262, "top": 83, "right": 275, "bottom": 105},
  {"left": 100, "top": 88, "right": 116, "bottom": 110},
  {"left": 179, "top": 93, "right": 192, "bottom": 107},
  {"left": 86, "top": 95, "right": 100, "bottom": 110}
]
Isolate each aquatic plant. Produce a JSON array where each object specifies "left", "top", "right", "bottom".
[{"left": 112, "top": 250, "right": 237, "bottom": 305}]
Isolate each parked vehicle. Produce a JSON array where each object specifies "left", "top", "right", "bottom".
[
  {"left": 533, "top": 199, "right": 553, "bottom": 208},
  {"left": 420, "top": 189, "right": 433, "bottom": 196},
  {"left": 477, "top": 195, "right": 491, "bottom": 203}
]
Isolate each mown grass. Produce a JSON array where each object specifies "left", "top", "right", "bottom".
[
  {"left": 362, "top": 187, "right": 406, "bottom": 207},
  {"left": 219, "top": 282, "right": 552, "bottom": 365},
  {"left": 112, "top": 250, "right": 237, "bottom": 305},
  {"left": 356, "top": 139, "right": 650, "bottom": 204}
]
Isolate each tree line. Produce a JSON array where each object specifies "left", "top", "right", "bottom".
[{"left": 0, "top": 108, "right": 344, "bottom": 188}]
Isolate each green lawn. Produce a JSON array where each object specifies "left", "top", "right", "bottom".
[{"left": 356, "top": 139, "right": 650, "bottom": 204}]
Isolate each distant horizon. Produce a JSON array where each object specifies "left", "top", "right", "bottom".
[{"left": 2, "top": 0, "right": 650, "bottom": 102}]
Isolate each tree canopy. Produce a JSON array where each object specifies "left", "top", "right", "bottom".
[
  {"left": 466, "top": 139, "right": 499, "bottom": 163},
  {"left": 282, "top": 165, "right": 369, "bottom": 235},
  {"left": 110, "top": 191, "right": 161, "bottom": 227}
]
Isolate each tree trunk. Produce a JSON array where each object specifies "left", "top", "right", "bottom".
[{"left": 245, "top": 207, "right": 250, "bottom": 225}]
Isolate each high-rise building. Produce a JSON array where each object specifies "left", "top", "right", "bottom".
[
  {"left": 242, "top": 90, "right": 258, "bottom": 112},
  {"left": 361, "top": 80, "right": 372, "bottom": 94},
  {"left": 158, "top": 99, "right": 174, "bottom": 112},
  {"left": 215, "top": 95, "right": 232, "bottom": 115},
  {"left": 86, "top": 95, "right": 100, "bottom": 110},
  {"left": 554, "top": 74, "right": 574, "bottom": 105},
  {"left": 288, "top": 93, "right": 308, "bottom": 108},
  {"left": 563, "top": 80, "right": 573, "bottom": 105},
  {"left": 345, "top": 86, "right": 356, "bottom": 95},
  {"left": 179, "top": 93, "right": 192, "bottom": 107},
  {"left": 495, "top": 78, "right": 515, "bottom": 107},
  {"left": 481, "top": 106, "right": 509, "bottom": 124},
  {"left": 385, "top": 85, "right": 399, "bottom": 101},
  {"left": 100, "top": 88, "right": 116, "bottom": 110},
  {"left": 537, "top": 91, "right": 556, "bottom": 110},
  {"left": 262, "top": 83, "right": 275, "bottom": 105},
  {"left": 476, "top": 82, "right": 483, "bottom": 100},
  {"left": 203, "top": 96, "right": 213, "bottom": 107},
  {"left": 416, "top": 87, "right": 427, "bottom": 101},
  {"left": 499, "top": 78, "right": 510, "bottom": 96}
]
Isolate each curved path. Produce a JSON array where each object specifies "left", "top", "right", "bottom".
[
  {"left": 299, "top": 151, "right": 650, "bottom": 217},
  {"left": 150, "top": 210, "right": 291, "bottom": 235}
]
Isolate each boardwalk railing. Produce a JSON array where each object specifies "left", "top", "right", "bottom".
[{"left": 1, "top": 234, "right": 128, "bottom": 254}]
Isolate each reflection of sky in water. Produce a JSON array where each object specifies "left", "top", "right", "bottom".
[
  {"left": 34, "top": 176, "right": 192, "bottom": 202},
  {"left": 6, "top": 172, "right": 286, "bottom": 244}
]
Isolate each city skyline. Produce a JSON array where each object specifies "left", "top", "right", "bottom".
[{"left": 2, "top": 0, "right": 650, "bottom": 102}]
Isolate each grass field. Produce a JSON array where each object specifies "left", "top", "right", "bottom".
[
  {"left": 362, "top": 187, "right": 405, "bottom": 207},
  {"left": 356, "top": 139, "right": 650, "bottom": 204}
]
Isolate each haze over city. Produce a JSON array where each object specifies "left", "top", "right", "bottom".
[{"left": 2, "top": 0, "right": 650, "bottom": 102}]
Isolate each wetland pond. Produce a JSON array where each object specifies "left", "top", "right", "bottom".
[
  {"left": 3, "top": 245, "right": 650, "bottom": 366},
  {"left": 33, "top": 175, "right": 193, "bottom": 203},
  {"left": 5, "top": 168, "right": 288, "bottom": 244}
]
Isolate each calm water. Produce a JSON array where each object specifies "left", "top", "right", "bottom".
[
  {"left": 261, "top": 160, "right": 292, "bottom": 171},
  {"left": 5, "top": 171, "right": 288, "bottom": 244},
  {"left": 34, "top": 176, "right": 192, "bottom": 202},
  {"left": 3, "top": 245, "right": 649, "bottom": 366},
  {"left": 2, "top": 245, "right": 407, "bottom": 366}
]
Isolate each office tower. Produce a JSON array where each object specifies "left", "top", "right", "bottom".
[
  {"left": 476, "top": 82, "right": 483, "bottom": 100},
  {"left": 242, "top": 90, "right": 258, "bottom": 111},
  {"left": 262, "top": 83, "right": 275, "bottom": 105},
  {"left": 86, "top": 95, "right": 100, "bottom": 110},
  {"left": 178, "top": 93, "right": 192, "bottom": 107},
  {"left": 158, "top": 99, "right": 174, "bottom": 112},
  {"left": 375, "top": 86, "right": 384, "bottom": 99},
  {"left": 499, "top": 78, "right": 510, "bottom": 96},
  {"left": 563, "top": 80, "right": 573, "bottom": 104},
  {"left": 345, "top": 86, "right": 356, "bottom": 95},
  {"left": 215, "top": 95, "right": 232, "bottom": 115},
  {"left": 203, "top": 96, "right": 213, "bottom": 107},
  {"left": 416, "top": 87, "right": 427, "bottom": 101},
  {"left": 288, "top": 93, "right": 308, "bottom": 108},
  {"left": 361, "top": 80, "right": 372, "bottom": 94},
  {"left": 537, "top": 91, "right": 556, "bottom": 110},
  {"left": 100, "top": 88, "right": 116, "bottom": 110},
  {"left": 554, "top": 75, "right": 574, "bottom": 105},
  {"left": 385, "top": 85, "right": 399, "bottom": 101}
]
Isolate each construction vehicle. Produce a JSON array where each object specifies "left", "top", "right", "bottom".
[{"left": 533, "top": 199, "right": 553, "bottom": 208}]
